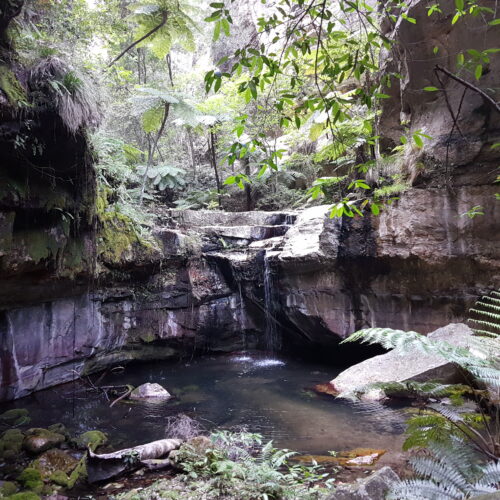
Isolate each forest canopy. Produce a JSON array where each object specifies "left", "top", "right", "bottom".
[{"left": 3, "top": 0, "right": 499, "bottom": 231}]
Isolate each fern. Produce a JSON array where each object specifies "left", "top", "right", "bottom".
[{"left": 345, "top": 290, "right": 500, "bottom": 499}]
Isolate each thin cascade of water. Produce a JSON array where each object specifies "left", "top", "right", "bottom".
[{"left": 263, "top": 251, "right": 281, "bottom": 352}]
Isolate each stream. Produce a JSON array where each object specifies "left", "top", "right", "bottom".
[{"left": 2, "top": 352, "right": 408, "bottom": 460}]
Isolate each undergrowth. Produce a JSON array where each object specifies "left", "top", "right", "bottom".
[{"left": 115, "top": 431, "right": 336, "bottom": 500}]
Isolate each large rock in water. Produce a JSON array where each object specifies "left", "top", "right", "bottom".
[
  {"left": 130, "top": 383, "right": 171, "bottom": 400},
  {"left": 330, "top": 323, "right": 473, "bottom": 400}
]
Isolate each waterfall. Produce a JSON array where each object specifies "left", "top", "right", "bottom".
[{"left": 263, "top": 251, "right": 281, "bottom": 352}]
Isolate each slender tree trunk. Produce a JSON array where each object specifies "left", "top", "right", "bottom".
[
  {"left": 186, "top": 128, "right": 197, "bottom": 182},
  {"left": 242, "top": 156, "right": 252, "bottom": 211},
  {"left": 139, "top": 103, "right": 170, "bottom": 205},
  {"left": 208, "top": 128, "right": 222, "bottom": 209}
]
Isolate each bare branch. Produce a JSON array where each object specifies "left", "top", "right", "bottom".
[
  {"left": 435, "top": 64, "right": 500, "bottom": 114},
  {"left": 108, "top": 12, "right": 168, "bottom": 68}
]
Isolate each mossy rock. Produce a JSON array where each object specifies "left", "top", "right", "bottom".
[
  {"left": 49, "top": 470, "right": 69, "bottom": 487},
  {"left": 0, "top": 65, "right": 28, "bottom": 108},
  {"left": 47, "top": 424, "right": 69, "bottom": 439},
  {"left": 0, "top": 429, "right": 25, "bottom": 461},
  {"left": 22, "top": 429, "right": 65, "bottom": 455},
  {"left": 65, "top": 456, "right": 87, "bottom": 489},
  {"left": 16, "top": 468, "right": 43, "bottom": 494},
  {"left": 72, "top": 430, "right": 107, "bottom": 451},
  {"left": 0, "top": 409, "right": 30, "bottom": 427},
  {"left": 32, "top": 449, "right": 78, "bottom": 479},
  {"left": 0, "top": 481, "right": 18, "bottom": 496},
  {"left": 5, "top": 493, "right": 41, "bottom": 500}
]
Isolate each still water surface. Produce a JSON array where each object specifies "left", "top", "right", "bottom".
[{"left": 4, "top": 352, "right": 407, "bottom": 455}]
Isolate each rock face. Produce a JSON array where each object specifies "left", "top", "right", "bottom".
[
  {"left": 329, "top": 323, "right": 473, "bottom": 400},
  {"left": 130, "top": 383, "right": 171, "bottom": 400},
  {"left": 0, "top": 0, "right": 499, "bottom": 402},
  {"left": 328, "top": 466, "right": 399, "bottom": 500},
  {"left": 0, "top": 199, "right": 498, "bottom": 401}
]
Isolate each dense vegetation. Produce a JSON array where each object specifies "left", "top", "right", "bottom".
[
  {"left": 0, "top": 0, "right": 499, "bottom": 498},
  {"left": 4, "top": 0, "right": 498, "bottom": 239}
]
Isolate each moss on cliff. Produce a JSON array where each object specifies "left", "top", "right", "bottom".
[
  {"left": 0, "top": 65, "right": 28, "bottom": 108},
  {"left": 96, "top": 187, "right": 158, "bottom": 266}
]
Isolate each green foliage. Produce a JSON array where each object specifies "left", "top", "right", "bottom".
[
  {"left": 344, "top": 291, "right": 500, "bottom": 499},
  {"left": 136, "top": 163, "right": 186, "bottom": 191},
  {"left": 174, "top": 189, "right": 223, "bottom": 210},
  {"left": 388, "top": 440, "right": 500, "bottom": 499},
  {"left": 29, "top": 56, "right": 100, "bottom": 133},
  {"left": 0, "top": 65, "right": 28, "bottom": 108},
  {"left": 128, "top": 1, "right": 197, "bottom": 59},
  {"left": 166, "top": 431, "right": 335, "bottom": 499}
]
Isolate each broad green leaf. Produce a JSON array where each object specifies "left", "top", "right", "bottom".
[
  {"left": 213, "top": 20, "right": 221, "bottom": 41},
  {"left": 413, "top": 133, "right": 424, "bottom": 148},
  {"left": 475, "top": 64, "right": 483, "bottom": 80},
  {"left": 142, "top": 106, "right": 164, "bottom": 133}
]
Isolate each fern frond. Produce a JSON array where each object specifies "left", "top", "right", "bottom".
[
  {"left": 409, "top": 456, "right": 468, "bottom": 491},
  {"left": 469, "top": 308, "right": 500, "bottom": 321},
  {"left": 388, "top": 478, "right": 461, "bottom": 499},
  {"left": 427, "top": 438, "right": 482, "bottom": 478},
  {"left": 466, "top": 365, "right": 500, "bottom": 389},
  {"left": 473, "top": 461, "right": 500, "bottom": 490},
  {"left": 468, "top": 319, "right": 500, "bottom": 331}
]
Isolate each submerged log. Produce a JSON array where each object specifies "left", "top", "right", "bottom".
[{"left": 87, "top": 438, "right": 182, "bottom": 483}]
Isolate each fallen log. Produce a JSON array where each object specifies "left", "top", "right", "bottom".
[{"left": 87, "top": 438, "right": 182, "bottom": 483}]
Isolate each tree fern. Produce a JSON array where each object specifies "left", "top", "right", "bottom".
[{"left": 344, "top": 290, "right": 500, "bottom": 499}]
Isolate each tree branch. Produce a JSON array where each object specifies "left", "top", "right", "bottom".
[
  {"left": 435, "top": 64, "right": 500, "bottom": 114},
  {"left": 108, "top": 12, "right": 168, "bottom": 68}
]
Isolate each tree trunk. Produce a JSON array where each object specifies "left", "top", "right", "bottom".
[
  {"left": 242, "top": 156, "right": 252, "bottom": 211},
  {"left": 209, "top": 128, "right": 222, "bottom": 209},
  {"left": 87, "top": 438, "right": 182, "bottom": 483},
  {"left": 139, "top": 102, "right": 170, "bottom": 205},
  {"left": 187, "top": 128, "right": 197, "bottom": 182}
]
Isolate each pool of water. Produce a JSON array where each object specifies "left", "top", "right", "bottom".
[{"left": 2, "top": 352, "right": 408, "bottom": 456}]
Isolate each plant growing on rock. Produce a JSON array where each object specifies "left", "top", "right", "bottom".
[{"left": 342, "top": 290, "right": 500, "bottom": 499}]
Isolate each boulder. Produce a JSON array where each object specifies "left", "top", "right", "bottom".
[
  {"left": 72, "top": 430, "right": 107, "bottom": 451},
  {"left": 330, "top": 323, "right": 473, "bottom": 400},
  {"left": 22, "top": 428, "right": 66, "bottom": 455},
  {"left": 129, "top": 383, "right": 171, "bottom": 400},
  {"left": 0, "top": 428, "right": 24, "bottom": 461},
  {"left": 279, "top": 205, "right": 341, "bottom": 266},
  {"left": 32, "top": 448, "right": 78, "bottom": 479},
  {"left": 328, "top": 466, "right": 399, "bottom": 500}
]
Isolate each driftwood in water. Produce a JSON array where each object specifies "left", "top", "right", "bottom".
[{"left": 87, "top": 438, "right": 182, "bottom": 482}]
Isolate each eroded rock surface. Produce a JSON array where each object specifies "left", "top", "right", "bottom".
[{"left": 330, "top": 323, "right": 473, "bottom": 400}]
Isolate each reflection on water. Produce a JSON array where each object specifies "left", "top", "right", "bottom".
[{"left": 1, "top": 352, "right": 407, "bottom": 455}]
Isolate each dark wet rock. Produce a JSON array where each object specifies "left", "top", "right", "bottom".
[
  {"left": 22, "top": 428, "right": 65, "bottom": 455},
  {"left": 72, "top": 430, "right": 107, "bottom": 451},
  {"left": 328, "top": 466, "right": 399, "bottom": 500},
  {"left": 330, "top": 324, "right": 473, "bottom": 400},
  {"left": 130, "top": 383, "right": 171, "bottom": 400},
  {"left": 31, "top": 449, "right": 78, "bottom": 479}
]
